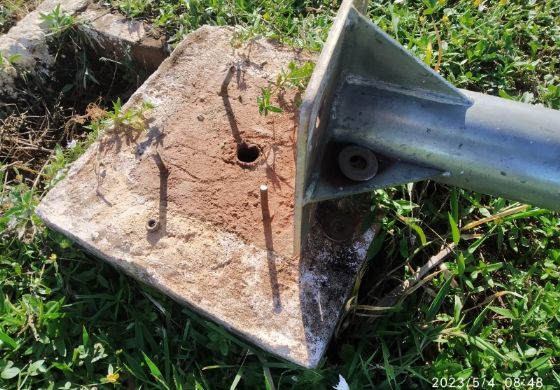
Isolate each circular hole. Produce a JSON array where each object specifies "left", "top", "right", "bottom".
[
  {"left": 146, "top": 218, "right": 160, "bottom": 232},
  {"left": 320, "top": 209, "right": 356, "bottom": 242},
  {"left": 349, "top": 154, "right": 367, "bottom": 170},
  {"left": 331, "top": 220, "right": 346, "bottom": 233},
  {"left": 237, "top": 143, "right": 260, "bottom": 164}
]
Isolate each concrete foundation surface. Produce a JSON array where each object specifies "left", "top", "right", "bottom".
[{"left": 36, "top": 26, "right": 374, "bottom": 367}]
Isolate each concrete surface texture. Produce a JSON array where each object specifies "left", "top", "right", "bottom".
[
  {"left": 36, "top": 26, "right": 374, "bottom": 367},
  {"left": 80, "top": 3, "right": 167, "bottom": 70}
]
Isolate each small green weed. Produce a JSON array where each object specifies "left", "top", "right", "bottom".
[
  {"left": 99, "top": 0, "right": 335, "bottom": 49},
  {"left": 0, "top": 181, "right": 38, "bottom": 241},
  {"left": 40, "top": 4, "right": 84, "bottom": 40},
  {"left": 87, "top": 98, "right": 156, "bottom": 134},
  {"left": 257, "top": 87, "right": 282, "bottom": 116},
  {"left": 0, "top": 53, "right": 21, "bottom": 69},
  {"left": 257, "top": 60, "right": 315, "bottom": 116},
  {"left": 276, "top": 60, "right": 315, "bottom": 91},
  {"left": 113, "top": 0, "right": 152, "bottom": 19}
]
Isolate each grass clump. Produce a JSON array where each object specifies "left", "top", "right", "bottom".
[
  {"left": 100, "top": 98, "right": 156, "bottom": 133},
  {"left": 368, "top": 0, "right": 560, "bottom": 107},
  {"left": 97, "top": 0, "right": 338, "bottom": 49},
  {"left": 40, "top": 4, "right": 84, "bottom": 39}
]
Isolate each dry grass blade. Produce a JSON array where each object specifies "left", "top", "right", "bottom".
[
  {"left": 462, "top": 204, "right": 529, "bottom": 231},
  {"left": 355, "top": 244, "right": 455, "bottom": 315},
  {"left": 464, "top": 290, "right": 525, "bottom": 313},
  {"left": 433, "top": 21, "right": 443, "bottom": 73}
]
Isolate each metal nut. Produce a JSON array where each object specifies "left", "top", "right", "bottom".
[{"left": 338, "top": 145, "right": 378, "bottom": 182}]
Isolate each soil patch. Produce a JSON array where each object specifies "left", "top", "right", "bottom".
[{"left": 122, "top": 29, "right": 308, "bottom": 256}]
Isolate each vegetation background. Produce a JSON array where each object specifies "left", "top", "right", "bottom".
[{"left": 1, "top": 0, "right": 559, "bottom": 389}]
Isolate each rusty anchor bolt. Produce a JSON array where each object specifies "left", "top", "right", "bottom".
[
  {"left": 260, "top": 184, "right": 270, "bottom": 220},
  {"left": 152, "top": 151, "right": 168, "bottom": 175},
  {"left": 219, "top": 65, "right": 236, "bottom": 96},
  {"left": 146, "top": 218, "right": 160, "bottom": 232}
]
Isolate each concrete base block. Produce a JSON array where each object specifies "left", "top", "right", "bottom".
[
  {"left": 80, "top": 4, "right": 167, "bottom": 70},
  {"left": 37, "top": 26, "right": 374, "bottom": 367}
]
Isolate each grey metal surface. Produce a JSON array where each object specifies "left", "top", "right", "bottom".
[
  {"left": 338, "top": 145, "right": 379, "bottom": 182},
  {"left": 296, "top": 0, "right": 560, "bottom": 255},
  {"left": 333, "top": 86, "right": 560, "bottom": 210},
  {"left": 295, "top": 0, "right": 369, "bottom": 255}
]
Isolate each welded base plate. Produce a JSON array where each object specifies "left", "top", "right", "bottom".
[{"left": 37, "top": 26, "right": 374, "bottom": 367}]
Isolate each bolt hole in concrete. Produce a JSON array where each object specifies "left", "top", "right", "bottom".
[
  {"left": 318, "top": 206, "right": 357, "bottom": 242},
  {"left": 237, "top": 142, "right": 261, "bottom": 164},
  {"left": 146, "top": 219, "right": 160, "bottom": 232}
]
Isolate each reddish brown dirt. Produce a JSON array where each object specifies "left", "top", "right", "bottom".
[{"left": 126, "top": 33, "right": 307, "bottom": 258}]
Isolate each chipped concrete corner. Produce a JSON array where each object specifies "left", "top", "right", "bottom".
[
  {"left": 79, "top": 3, "right": 168, "bottom": 70},
  {"left": 0, "top": 0, "right": 166, "bottom": 95},
  {"left": 36, "top": 26, "right": 375, "bottom": 367}
]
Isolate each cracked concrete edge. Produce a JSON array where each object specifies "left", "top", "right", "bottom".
[
  {"left": 34, "top": 205, "right": 299, "bottom": 365},
  {"left": 37, "top": 195, "right": 374, "bottom": 369},
  {"left": 0, "top": 0, "right": 167, "bottom": 96},
  {"left": 79, "top": 4, "right": 168, "bottom": 70},
  {"left": 0, "top": 0, "right": 89, "bottom": 95}
]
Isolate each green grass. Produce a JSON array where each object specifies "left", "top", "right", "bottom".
[{"left": 1, "top": 0, "right": 559, "bottom": 389}]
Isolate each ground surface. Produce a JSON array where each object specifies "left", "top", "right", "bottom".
[{"left": 1, "top": 0, "right": 559, "bottom": 389}]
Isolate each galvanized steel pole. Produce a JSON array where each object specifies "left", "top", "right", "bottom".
[
  {"left": 332, "top": 86, "right": 560, "bottom": 210},
  {"left": 295, "top": 0, "right": 560, "bottom": 254}
]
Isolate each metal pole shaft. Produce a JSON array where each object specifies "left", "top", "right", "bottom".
[{"left": 332, "top": 84, "right": 560, "bottom": 210}]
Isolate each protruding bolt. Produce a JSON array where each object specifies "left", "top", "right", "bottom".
[
  {"left": 260, "top": 184, "right": 270, "bottom": 220},
  {"left": 152, "top": 151, "right": 168, "bottom": 175},
  {"left": 146, "top": 218, "right": 160, "bottom": 232},
  {"left": 219, "top": 65, "right": 236, "bottom": 96}
]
